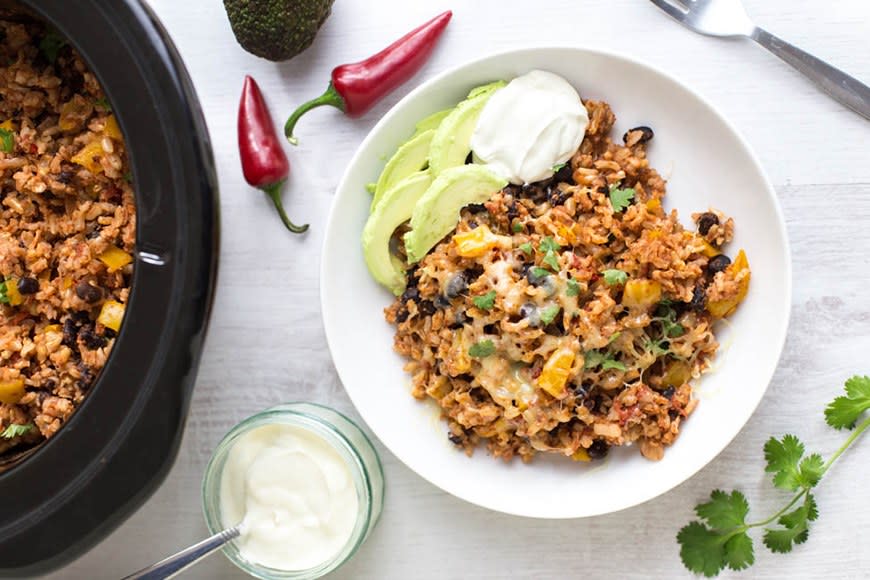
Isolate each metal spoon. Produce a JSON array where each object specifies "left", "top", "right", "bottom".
[
  {"left": 648, "top": 0, "right": 870, "bottom": 120},
  {"left": 120, "top": 526, "right": 241, "bottom": 580}
]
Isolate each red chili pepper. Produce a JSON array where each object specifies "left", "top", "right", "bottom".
[
  {"left": 284, "top": 10, "right": 452, "bottom": 145},
  {"left": 238, "top": 75, "right": 308, "bottom": 234}
]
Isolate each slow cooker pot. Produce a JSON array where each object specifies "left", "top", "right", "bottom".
[{"left": 0, "top": 0, "right": 219, "bottom": 575}]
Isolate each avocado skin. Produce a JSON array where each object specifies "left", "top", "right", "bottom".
[{"left": 224, "top": 0, "right": 334, "bottom": 61}]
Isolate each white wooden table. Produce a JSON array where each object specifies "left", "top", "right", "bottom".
[{"left": 51, "top": 1, "right": 870, "bottom": 578}]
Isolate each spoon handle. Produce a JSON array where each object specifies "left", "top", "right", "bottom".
[
  {"left": 120, "top": 526, "right": 241, "bottom": 580},
  {"left": 750, "top": 27, "right": 870, "bottom": 120}
]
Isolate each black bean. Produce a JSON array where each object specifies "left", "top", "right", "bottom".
[
  {"left": 668, "top": 409, "right": 680, "bottom": 420},
  {"left": 76, "top": 361, "right": 95, "bottom": 390},
  {"left": 661, "top": 386, "right": 676, "bottom": 399},
  {"left": 688, "top": 285, "right": 707, "bottom": 311},
  {"left": 506, "top": 199, "right": 519, "bottom": 222},
  {"left": 16, "top": 277, "right": 39, "bottom": 295},
  {"left": 418, "top": 300, "right": 436, "bottom": 316},
  {"left": 400, "top": 286, "right": 419, "bottom": 304},
  {"left": 697, "top": 212, "right": 719, "bottom": 235},
  {"left": 56, "top": 170, "right": 74, "bottom": 184},
  {"left": 519, "top": 302, "right": 538, "bottom": 321},
  {"left": 483, "top": 324, "right": 498, "bottom": 334},
  {"left": 548, "top": 187, "right": 571, "bottom": 207},
  {"left": 445, "top": 273, "right": 468, "bottom": 299},
  {"left": 434, "top": 295, "right": 451, "bottom": 309},
  {"left": 62, "top": 318, "right": 79, "bottom": 347},
  {"left": 464, "top": 265, "right": 484, "bottom": 281},
  {"left": 525, "top": 267, "right": 549, "bottom": 286},
  {"left": 465, "top": 203, "right": 487, "bottom": 214},
  {"left": 623, "top": 125, "right": 654, "bottom": 145},
  {"left": 79, "top": 325, "right": 107, "bottom": 350},
  {"left": 520, "top": 183, "right": 549, "bottom": 203},
  {"left": 75, "top": 280, "right": 104, "bottom": 303},
  {"left": 553, "top": 162, "right": 574, "bottom": 184},
  {"left": 103, "top": 328, "right": 117, "bottom": 339},
  {"left": 395, "top": 309, "right": 409, "bottom": 323},
  {"left": 587, "top": 440, "right": 610, "bottom": 459},
  {"left": 707, "top": 254, "right": 731, "bottom": 275},
  {"left": 448, "top": 433, "right": 463, "bottom": 445},
  {"left": 450, "top": 310, "right": 468, "bottom": 329}
]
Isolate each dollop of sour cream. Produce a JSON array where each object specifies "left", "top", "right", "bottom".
[
  {"left": 470, "top": 70, "right": 589, "bottom": 185},
  {"left": 220, "top": 423, "right": 359, "bottom": 571}
]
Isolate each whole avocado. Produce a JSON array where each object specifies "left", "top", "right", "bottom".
[{"left": 223, "top": 0, "right": 334, "bottom": 61}]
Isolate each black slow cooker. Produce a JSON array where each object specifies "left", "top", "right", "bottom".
[{"left": 0, "top": 0, "right": 219, "bottom": 575}]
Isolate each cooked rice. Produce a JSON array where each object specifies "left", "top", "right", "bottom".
[
  {"left": 386, "top": 99, "right": 749, "bottom": 463},
  {"left": 0, "top": 21, "right": 135, "bottom": 456}
]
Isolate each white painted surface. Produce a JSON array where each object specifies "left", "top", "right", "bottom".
[{"left": 48, "top": 0, "right": 870, "bottom": 578}]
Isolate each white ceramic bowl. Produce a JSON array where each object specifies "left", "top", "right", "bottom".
[{"left": 321, "top": 47, "right": 791, "bottom": 519}]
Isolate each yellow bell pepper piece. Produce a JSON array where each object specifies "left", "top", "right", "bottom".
[
  {"left": 622, "top": 279, "right": 662, "bottom": 309},
  {"left": 0, "top": 120, "right": 15, "bottom": 131},
  {"left": 645, "top": 198, "right": 662, "bottom": 212},
  {"left": 453, "top": 224, "right": 499, "bottom": 258},
  {"left": 71, "top": 139, "right": 105, "bottom": 173},
  {"left": 699, "top": 239, "right": 719, "bottom": 258},
  {"left": 43, "top": 324, "right": 61, "bottom": 334},
  {"left": 0, "top": 379, "right": 25, "bottom": 404},
  {"left": 538, "top": 348, "right": 575, "bottom": 398},
  {"left": 5, "top": 278, "right": 23, "bottom": 306},
  {"left": 97, "top": 300, "right": 125, "bottom": 332},
  {"left": 98, "top": 245, "right": 133, "bottom": 271},
  {"left": 707, "top": 249, "right": 751, "bottom": 319},
  {"left": 571, "top": 448, "right": 591, "bottom": 462},
  {"left": 104, "top": 114, "right": 123, "bottom": 141},
  {"left": 661, "top": 360, "right": 692, "bottom": 389}
]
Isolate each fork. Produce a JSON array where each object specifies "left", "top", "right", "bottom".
[{"left": 648, "top": 0, "right": 870, "bottom": 120}]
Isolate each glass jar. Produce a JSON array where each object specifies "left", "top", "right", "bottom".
[{"left": 201, "top": 403, "right": 384, "bottom": 579}]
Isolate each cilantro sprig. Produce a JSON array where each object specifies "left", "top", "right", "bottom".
[
  {"left": 1, "top": 423, "right": 33, "bottom": 439},
  {"left": 602, "top": 269, "right": 627, "bottom": 286},
  {"left": 678, "top": 376, "right": 870, "bottom": 577},
  {"left": 583, "top": 349, "right": 625, "bottom": 372},
  {"left": 0, "top": 280, "right": 9, "bottom": 304},
  {"left": 609, "top": 185, "right": 635, "bottom": 213},
  {"left": 468, "top": 339, "right": 495, "bottom": 358},
  {"left": 0, "top": 128, "right": 14, "bottom": 153},
  {"left": 472, "top": 291, "right": 496, "bottom": 311}
]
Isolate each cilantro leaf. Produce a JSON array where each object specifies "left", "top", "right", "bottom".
[
  {"left": 94, "top": 98, "right": 112, "bottom": 112},
  {"left": 665, "top": 321, "right": 685, "bottom": 338},
  {"left": 518, "top": 242, "right": 533, "bottom": 256},
  {"left": 602, "top": 269, "right": 627, "bottom": 286},
  {"left": 551, "top": 162, "right": 567, "bottom": 172},
  {"left": 609, "top": 186, "right": 636, "bottom": 212},
  {"left": 608, "top": 331, "right": 621, "bottom": 344},
  {"left": 473, "top": 291, "right": 496, "bottom": 311},
  {"left": 825, "top": 375, "right": 870, "bottom": 429},
  {"left": 468, "top": 340, "right": 495, "bottom": 358},
  {"left": 724, "top": 532, "right": 755, "bottom": 572},
  {"left": 566, "top": 278, "right": 581, "bottom": 297},
  {"left": 543, "top": 250, "right": 560, "bottom": 271},
  {"left": 1, "top": 423, "right": 33, "bottom": 439},
  {"left": 695, "top": 489, "right": 749, "bottom": 530},
  {"left": 677, "top": 521, "right": 728, "bottom": 578},
  {"left": 0, "top": 280, "right": 8, "bottom": 304},
  {"left": 0, "top": 128, "right": 14, "bottom": 153},
  {"left": 531, "top": 266, "right": 551, "bottom": 280},
  {"left": 512, "top": 221, "right": 523, "bottom": 233},
  {"left": 601, "top": 359, "right": 626, "bottom": 372},
  {"left": 583, "top": 350, "right": 605, "bottom": 369},
  {"left": 539, "top": 236, "right": 561, "bottom": 253},
  {"left": 764, "top": 434, "right": 806, "bottom": 490},
  {"left": 644, "top": 337, "right": 669, "bottom": 357},
  {"left": 798, "top": 454, "right": 824, "bottom": 488},
  {"left": 763, "top": 494, "right": 817, "bottom": 554},
  {"left": 39, "top": 31, "right": 67, "bottom": 63},
  {"left": 539, "top": 305, "right": 561, "bottom": 326}
]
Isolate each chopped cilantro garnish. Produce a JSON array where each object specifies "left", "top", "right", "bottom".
[
  {"left": 519, "top": 242, "right": 533, "bottom": 256},
  {"left": 566, "top": 278, "right": 581, "bottom": 297},
  {"left": 539, "top": 305, "right": 560, "bottom": 325},
  {"left": 94, "top": 98, "right": 112, "bottom": 111},
  {"left": 543, "top": 250, "right": 560, "bottom": 271},
  {"left": 512, "top": 221, "right": 523, "bottom": 233},
  {"left": 1, "top": 423, "right": 33, "bottom": 439},
  {"left": 609, "top": 186, "right": 636, "bottom": 213},
  {"left": 531, "top": 266, "right": 551, "bottom": 280},
  {"left": 601, "top": 359, "right": 627, "bottom": 372},
  {"left": 583, "top": 349, "right": 624, "bottom": 371},
  {"left": 608, "top": 331, "right": 622, "bottom": 344},
  {"left": 539, "top": 236, "right": 561, "bottom": 253},
  {"left": 602, "top": 269, "right": 627, "bottom": 286},
  {"left": 551, "top": 162, "right": 567, "bottom": 172},
  {"left": 468, "top": 339, "right": 496, "bottom": 358},
  {"left": 39, "top": 31, "right": 67, "bottom": 63},
  {"left": 0, "top": 280, "right": 8, "bottom": 304},
  {"left": 473, "top": 291, "right": 496, "bottom": 311},
  {"left": 0, "top": 128, "right": 13, "bottom": 153}
]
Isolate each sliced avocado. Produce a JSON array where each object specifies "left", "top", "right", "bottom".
[
  {"left": 412, "top": 108, "right": 451, "bottom": 136},
  {"left": 371, "top": 129, "right": 435, "bottom": 213},
  {"left": 362, "top": 171, "right": 435, "bottom": 295},
  {"left": 404, "top": 165, "right": 507, "bottom": 264},
  {"left": 428, "top": 81, "right": 506, "bottom": 176}
]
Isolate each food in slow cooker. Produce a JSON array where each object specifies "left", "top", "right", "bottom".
[{"left": 0, "top": 21, "right": 135, "bottom": 456}]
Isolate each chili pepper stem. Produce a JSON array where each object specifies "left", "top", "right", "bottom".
[
  {"left": 261, "top": 182, "right": 308, "bottom": 234},
  {"left": 284, "top": 83, "right": 346, "bottom": 145}
]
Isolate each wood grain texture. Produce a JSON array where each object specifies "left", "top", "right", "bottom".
[{"left": 48, "top": 0, "right": 870, "bottom": 578}]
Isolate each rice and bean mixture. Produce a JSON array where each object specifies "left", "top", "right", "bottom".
[
  {"left": 0, "top": 21, "right": 135, "bottom": 456},
  {"left": 387, "top": 99, "right": 750, "bottom": 463}
]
